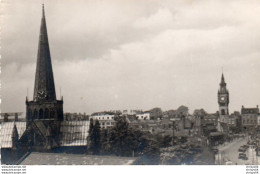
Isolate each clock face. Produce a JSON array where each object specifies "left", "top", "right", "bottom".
[
  {"left": 220, "top": 96, "right": 225, "bottom": 102},
  {"left": 38, "top": 89, "right": 47, "bottom": 99}
]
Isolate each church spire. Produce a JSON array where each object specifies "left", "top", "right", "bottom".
[{"left": 33, "top": 4, "right": 56, "bottom": 101}]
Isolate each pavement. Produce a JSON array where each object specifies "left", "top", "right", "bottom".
[{"left": 215, "top": 137, "right": 260, "bottom": 165}]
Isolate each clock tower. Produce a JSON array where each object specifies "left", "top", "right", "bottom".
[
  {"left": 218, "top": 73, "right": 229, "bottom": 122},
  {"left": 24, "top": 5, "right": 63, "bottom": 150}
]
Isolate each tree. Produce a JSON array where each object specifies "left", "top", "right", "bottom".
[
  {"left": 109, "top": 117, "right": 129, "bottom": 156},
  {"left": 100, "top": 129, "right": 110, "bottom": 155},
  {"left": 177, "top": 105, "right": 189, "bottom": 116},
  {"left": 87, "top": 119, "right": 101, "bottom": 155},
  {"left": 149, "top": 107, "right": 163, "bottom": 120}
]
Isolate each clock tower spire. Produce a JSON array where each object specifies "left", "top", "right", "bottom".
[{"left": 26, "top": 4, "right": 63, "bottom": 122}]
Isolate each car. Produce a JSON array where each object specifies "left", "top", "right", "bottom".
[
  {"left": 243, "top": 145, "right": 249, "bottom": 149},
  {"left": 242, "top": 156, "right": 248, "bottom": 160},
  {"left": 238, "top": 153, "right": 248, "bottom": 160},
  {"left": 238, "top": 147, "right": 246, "bottom": 152}
]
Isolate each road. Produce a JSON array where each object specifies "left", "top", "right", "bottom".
[{"left": 215, "top": 137, "right": 260, "bottom": 165}]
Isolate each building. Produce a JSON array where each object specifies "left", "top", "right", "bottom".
[
  {"left": 23, "top": 4, "right": 64, "bottom": 151},
  {"left": 0, "top": 113, "right": 25, "bottom": 122},
  {"left": 64, "top": 113, "right": 89, "bottom": 121},
  {"left": 1, "top": 5, "right": 90, "bottom": 164},
  {"left": 89, "top": 112, "right": 116, "bottom": 129},
  {"left": 228, "top": 111, "right": 242, "bottom": 133},
  {"left": 217, "top": 73, "right": 230, "bottom": 133},
  {"left": 218, "top": 73, "right": 229, "bottom": 121},
  {"left": 241, "top": 105, "right": 259, "bottom": 132},
  {"left": 121, "top": 110, "right": 142, "bottom": 115},
  {"left": 136, "top": 111, "right": 151, "bottom": 120}
]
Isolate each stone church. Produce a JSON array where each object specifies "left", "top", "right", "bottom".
[
  {"left": 1, "top": 5, "right": 89, "bottom": 164},
  {"left": 24, "top": 4, "right": 64, "bottom": 151}
]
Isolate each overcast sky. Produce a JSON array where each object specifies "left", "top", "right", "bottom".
[{"left": 1, "top": 0, "right": 260, "bottom": 114}]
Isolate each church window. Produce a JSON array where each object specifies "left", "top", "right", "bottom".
[
  {"left": 45, "top": 109, "right": 49, "bottom": 119},
  {"left": 50, "top": 109, "right": 55, "bottom": 118},
  {"left": 39, "top": 109, "right": 43, "bottom": 119}
]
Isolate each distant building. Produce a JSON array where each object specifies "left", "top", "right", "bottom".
[
  {"left": 202, "top": 114, "right": 218, "bottom": 126},
  {"left": 0, "top": 113, "right": 25, "bottom": 122},
  {"left": 89, "top": 112, "right": 116, "bottom": 129},
  {"left": 64, "top": 113, "right": 89, "bottom": 121},
  {"left": 228, "top": 111, "right": 242, "bottom": 133},
  {"left": 136, "top": 111, "right": 150, "bottom": 120},
  {"left": 241, "top": 105, "right": 259, "bottom": 132},
  {"left": 217, "top": 73, "right": 230, "bottom": 133},
  {"left": 121, "top": 110, "right": 142, "bottom": 115}
]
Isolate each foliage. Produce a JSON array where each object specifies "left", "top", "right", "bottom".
[
  {"left": 87, "top": 119, "right": 101, "bottom": 155},
  {"left": 87, "top": 117, "right": 177, "bottom": 164}
]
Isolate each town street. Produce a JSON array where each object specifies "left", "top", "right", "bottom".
[{"left": 215, "top": 137, "right": 260, "bottom": 165}]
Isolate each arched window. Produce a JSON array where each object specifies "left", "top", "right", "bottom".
[
  {"left": 39, "top": 109, "right": 43, "bottom": 119},
  {"left": 34, "top": 109, "right": 38, "bottom": 119},
  {"left": 50, "top": 109, "right": 55, "bottom": 119},
  {"left": 45, "top": 109, "right": 50, "bottom": 119}
]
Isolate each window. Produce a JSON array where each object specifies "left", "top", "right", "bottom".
[{"left": 107, "top": 117, "right": 109, "bottom": 119}]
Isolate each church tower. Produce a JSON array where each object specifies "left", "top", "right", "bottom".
[
  {"left": 218, "top": 73, "right": 229, "bottom": 122},
  {"left": 24, "top": 5, "right": 63, "bottom": 150},
  {"left": 26, "top": 5, "right": 63, "bottom": 122}
]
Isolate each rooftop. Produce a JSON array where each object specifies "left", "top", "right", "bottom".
[
  {"left": 20, "top": 152, "right": 137, "bottom": 165},
  {"left": 241, "top": 107, "right": 259, "bottom": 115}
]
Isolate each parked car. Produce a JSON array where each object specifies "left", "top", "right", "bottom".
[
  {"left": 238, "top": 147, "right": 246, "bottom": 152},
  {"left": 238, "top": 153, "right": 248, "bottom": 160},
  {"left": 243, "top": 145, "right": 249, "bottom": 149}
]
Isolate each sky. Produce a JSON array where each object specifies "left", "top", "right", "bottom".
[{"left": 1, "top": 0, "right": 260, "bottom": 115}]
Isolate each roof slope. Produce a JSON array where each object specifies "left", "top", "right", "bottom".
[{"left": 20, "top": 152, "right": 137, "bottom": 165}]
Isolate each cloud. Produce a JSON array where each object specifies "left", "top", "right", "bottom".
[{"left": 2, "top": 0, "right": 260, "bottom": 114}]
